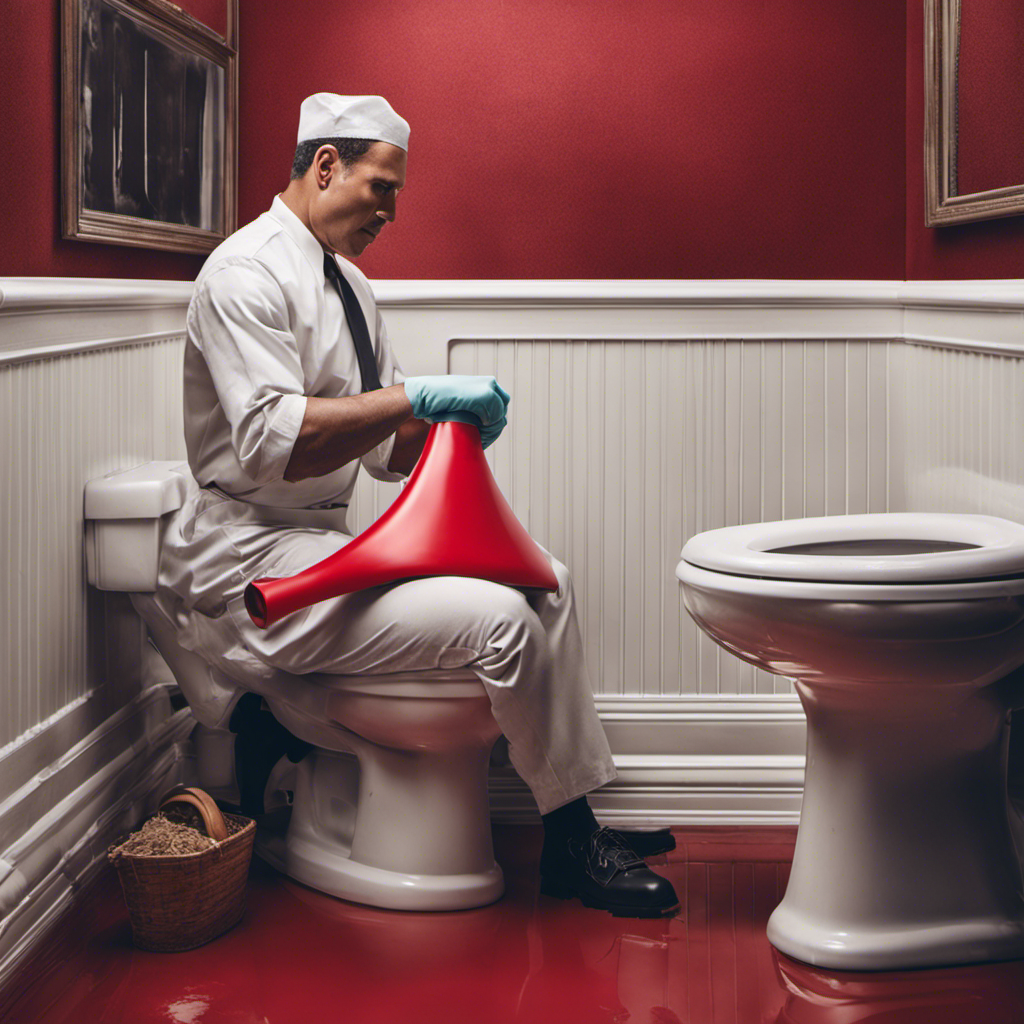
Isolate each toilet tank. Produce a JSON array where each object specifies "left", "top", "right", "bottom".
[{"left": 84, "top": 462, "right": 190, "bottom": 591}]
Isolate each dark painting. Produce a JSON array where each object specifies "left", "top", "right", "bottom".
[{"left": 79, "top": 0, "right": 224, "bottom": 230}]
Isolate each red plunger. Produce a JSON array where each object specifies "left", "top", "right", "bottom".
[{"left": 245, "top": 420, "right": 559, "bottom": 628}]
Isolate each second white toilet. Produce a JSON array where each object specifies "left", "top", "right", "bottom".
[{"left": 677, "top": 513, "right": 1024, "bottom": 970}]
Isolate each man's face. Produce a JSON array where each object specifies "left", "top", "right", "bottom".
[{"left": 308, "top": 141, "right": 407, "bottom": 259}]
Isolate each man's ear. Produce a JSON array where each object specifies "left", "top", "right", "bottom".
[{"left": 313, "top": 144, "right": 340, "bottom": 189}]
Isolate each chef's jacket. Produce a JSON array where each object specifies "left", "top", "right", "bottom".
[{"left": 184, "top": 194, "right": 406, "bottom": 508}]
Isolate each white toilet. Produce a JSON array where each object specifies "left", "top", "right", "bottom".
[
  {"left": 676, "top": 513, "right": 1024, "bottom": 970},
  {"left": 85, "top": 462, "right": 504, "bottom": 911}
]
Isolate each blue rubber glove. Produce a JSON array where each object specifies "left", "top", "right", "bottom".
[
  {"left": 403, "top": 375, "right": 510, "bottom": 429},
  {"left": 477, "top": 413, "right": 507, "bottom": 450},
  {"left": 423, "top": 408, "right": 508, "bottom": 449}
]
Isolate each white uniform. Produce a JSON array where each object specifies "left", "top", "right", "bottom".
[{"left": 152, "top": 196, "right": 616, "bottom": 814}]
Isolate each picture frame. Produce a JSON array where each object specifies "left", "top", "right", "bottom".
[
  {"left": 924, "top": 0, "right": 1024, "bottom": 226},
  {"left": 61, "top": 0, "right": 238, "bottom": 254}
]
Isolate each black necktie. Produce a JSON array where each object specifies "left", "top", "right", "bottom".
[{"left": 323, "top": 253, "right": 382, "bottom": 392}]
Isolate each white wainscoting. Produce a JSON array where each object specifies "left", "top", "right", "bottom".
[
  {"left": 0, "top": 280, "right": 194, "bottom": 988},
  {"left": 1, "top": 276, "right": 1023, "bottom": 981},
  {"left": 904, "top": 343, "right": 1024, "bottom": 519},
  {"left": 899, "top": 281, "right": 1024, "bottom": 518},
  {"left": 351, "top": 285, "right": 906, "bottom": 823},
  {"left": 0, "top": 340, "right": 186, "bottom": 747},
  {"left": 446, "top": 337, "right": 895, "bottom": 700}
]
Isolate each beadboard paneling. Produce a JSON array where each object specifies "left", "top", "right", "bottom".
[
  {"left": 0, "top": 338, "right": 185, "bottom": 750},
  {"left": 440, "top": 338, "right": 895, "bottom": 698},
  {"left": 903, "top": 341, "right": 1024, "bottom": 522}
]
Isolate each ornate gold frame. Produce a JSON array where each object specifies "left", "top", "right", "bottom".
[
  {"left": 924, "top": 0, "right": 1024, "bottom": 226},
  {"left": 61, "top": 0, "right": 238, "bottom": 253}
]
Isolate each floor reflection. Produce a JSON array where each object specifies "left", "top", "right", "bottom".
[
  {"left": 773, "top": 950, "right": 1024, "bottom": 1024},
  {"left": 7, "top": 825, "right": 1024, "bottom": 1024}
]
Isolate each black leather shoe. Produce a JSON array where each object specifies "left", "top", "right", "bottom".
[
  {"left": 540, "top": 826, "right": 680, "bottom": 918},
  {"left": 606, "top": 827, "right": 676, "bottom": 858}
]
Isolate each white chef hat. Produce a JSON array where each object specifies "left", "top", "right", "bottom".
[{"left": 296, "top": 93, "right": 410, "bottom": 152}]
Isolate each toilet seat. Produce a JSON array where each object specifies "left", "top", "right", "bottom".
[{"left": 681, "top": 513, "right": 1024, "bottom": 584}]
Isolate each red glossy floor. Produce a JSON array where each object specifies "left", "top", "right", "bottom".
[{"left": 3, "top": 825, "right": 1024, "bottom": 1023}]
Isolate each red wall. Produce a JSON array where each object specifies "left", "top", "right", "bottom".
[
  {"left": 8, "top": 1, "right": 1024, "bottom": 281},
  {"left": 0, "top": 0, "right": 226, "bottom": 280},
  {"left": 905, "top": 0, "right": 1024, "bottom": 279},
  {"left": 239, "top": 0, "right": 907, "bottom": 281}
]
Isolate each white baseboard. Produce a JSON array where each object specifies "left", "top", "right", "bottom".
[
  {"left": 0, "top": 686, "right": 194, "bottom": 992},
  {"left": 489, "top": 755, "right": 804, "bottom": 826},
  {"left": 490, "top": 693, "right": 806, "bottom": 825}
]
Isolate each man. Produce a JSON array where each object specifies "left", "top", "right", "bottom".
[{"left": 158, "top": 93, "right": 678, "bottom": 918}]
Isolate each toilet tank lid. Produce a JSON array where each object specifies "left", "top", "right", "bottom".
[{"left": 84, "top": 461, "right": 190, "bottom": 519}]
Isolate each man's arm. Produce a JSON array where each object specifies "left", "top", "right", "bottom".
[
  {"left": 284, "top": 373, "right": 509, "bottom": 482},
  {"left": 283, "top": 385, "right": 428, "bottom": 482},
  {"left": 388, "top": 415, "right": 432, "bottom": 475}
]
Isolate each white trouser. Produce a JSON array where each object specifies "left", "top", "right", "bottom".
[{"left": 154, "top": 483, "right": 617, "bottom": 815}]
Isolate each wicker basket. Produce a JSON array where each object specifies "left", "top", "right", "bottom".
[{"left": 108, "top": 786, "right": 255, "bottom": 952}]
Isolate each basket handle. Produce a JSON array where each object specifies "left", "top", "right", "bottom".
[{"left": 159, "top": 786, "right": 229, "bottom": 843}]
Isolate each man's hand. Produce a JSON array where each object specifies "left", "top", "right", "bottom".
[
  {"left": 476, "top": 413, "right": 508, "bottom": 450},
  {"left": 403, "top": 375, "right": 510, "bottom": 428}
]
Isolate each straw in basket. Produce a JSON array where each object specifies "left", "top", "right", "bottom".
[{"left": 108, "top": 786, "right": 255, "bottom": 952}]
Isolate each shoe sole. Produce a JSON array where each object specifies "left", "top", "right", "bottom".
[{"left": 539, "top": 876, "right": 680, "bottom": 918}]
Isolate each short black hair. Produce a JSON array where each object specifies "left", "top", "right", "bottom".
[{"left": 290, "top": 137, "right": 376, "bottom": 180}]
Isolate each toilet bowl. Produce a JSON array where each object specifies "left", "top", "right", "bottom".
[
  {"left": 676, "top": 513, "right": 1024, "bottom": 970},
  {"left": 85, "top": 462, "right": 505, "bottom": 911}
]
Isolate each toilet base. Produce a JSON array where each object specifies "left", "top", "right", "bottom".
[
  {"left": 768, "top": 903, "right": 1024, "bottom": 972},
  {"left": 769, "top": 680, "right": 1024, "bottom": 971},
  {"left": 254, "top": 822, "right": 506, "bottom": 912},
  {"left": 255, "top": 747, "right": 505, "bottom": 912}
]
